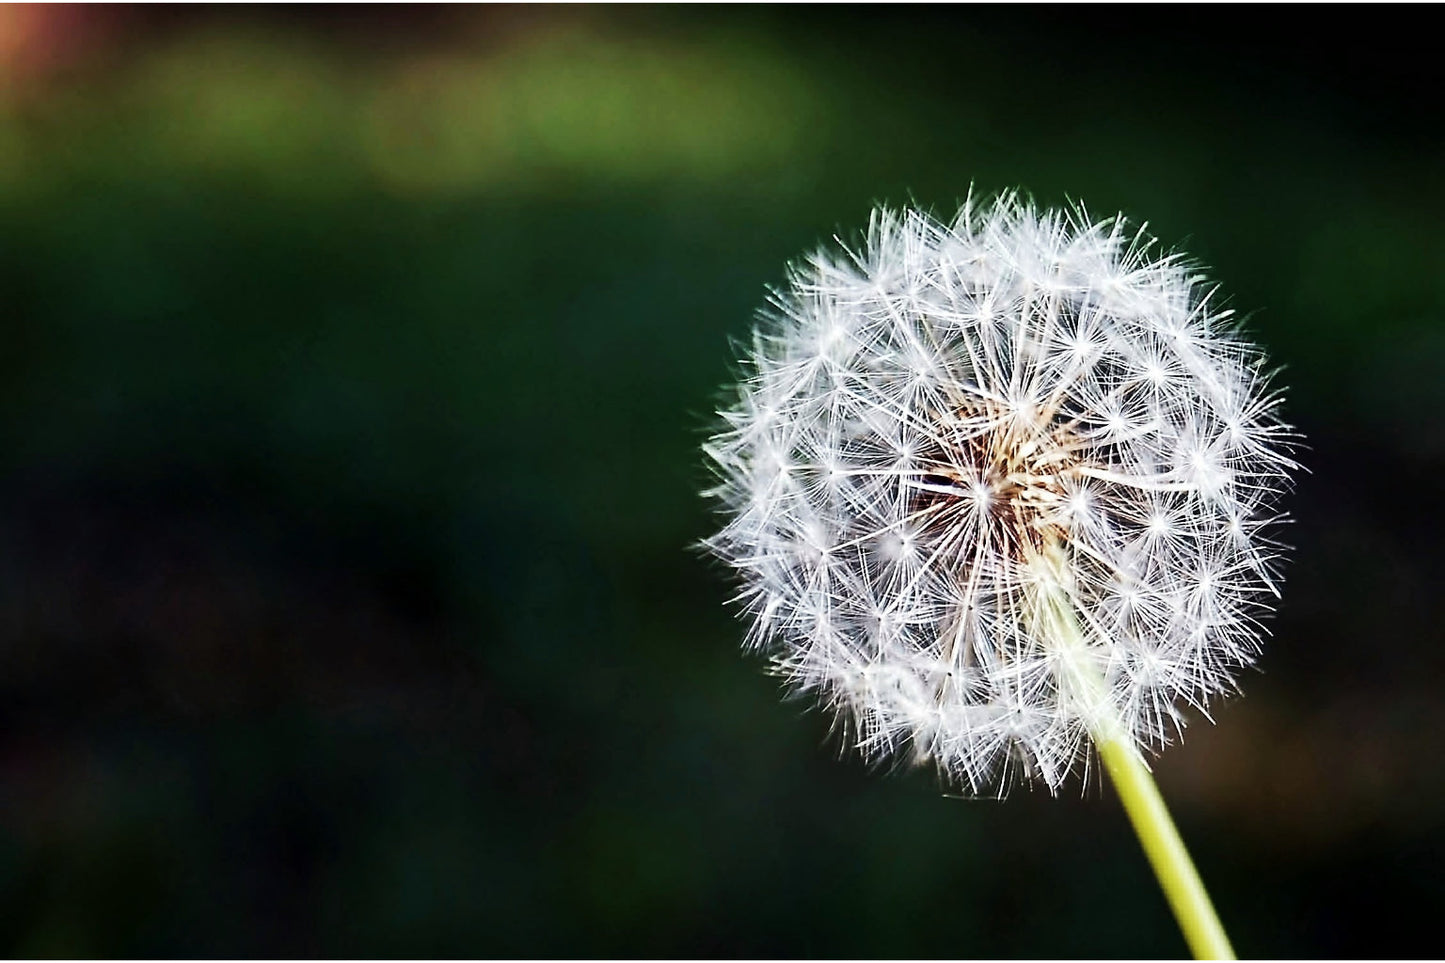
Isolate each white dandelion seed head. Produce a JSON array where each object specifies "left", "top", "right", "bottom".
[{"left": 702, "top": 192, "right": 1299, "bottom": 796}]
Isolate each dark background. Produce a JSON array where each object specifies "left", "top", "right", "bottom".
[{"left": 1, "top": 5, "right": 1442, "bottom": 957}]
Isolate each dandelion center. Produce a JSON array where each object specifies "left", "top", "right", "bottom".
[{"left": 910, "top": 394, "right": 1090, "bottom": 574}]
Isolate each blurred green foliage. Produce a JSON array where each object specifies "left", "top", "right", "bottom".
[{"left": 1, "top": 7, "right": 1442, "bottom": 958}]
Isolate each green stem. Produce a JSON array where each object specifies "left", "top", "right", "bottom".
[
  {"left": 1096, "top": 733, "right": 1236, "bottom": 961},
  {"left": 1032, "top": 543, "right": 1235, "bottom": 960}
]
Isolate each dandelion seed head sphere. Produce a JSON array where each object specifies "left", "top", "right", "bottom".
[{"left": 703, "top": 194, "right": 1297, "bottom": 795}]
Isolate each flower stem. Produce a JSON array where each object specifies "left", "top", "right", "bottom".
[
  {"left": 1032, "top": 541, "right": 1235, "bottom": 960},
  {"left": 1095, "top": 733, "right": 1236, "bottom": 960}
]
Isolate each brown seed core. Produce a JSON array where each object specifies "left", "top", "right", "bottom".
[{"left": 910, "top": 398, "right": 1085, "bottom": 568}]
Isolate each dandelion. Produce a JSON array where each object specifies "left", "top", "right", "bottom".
[{"left": 702, "top": 192, "right": 1298, "bottom": 959}]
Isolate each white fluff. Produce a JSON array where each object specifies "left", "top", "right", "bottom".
[{"left": 703, "top": 194, "right": 1298, "bottom": 795}]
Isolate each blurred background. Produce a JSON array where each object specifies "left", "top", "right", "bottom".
[{"left": 1, "top": 5, "right": 1442, "bottom": 957}]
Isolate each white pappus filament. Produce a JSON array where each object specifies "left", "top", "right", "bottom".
[{"left": 702, "top": 194, "right": 1298, "bottom": 795}]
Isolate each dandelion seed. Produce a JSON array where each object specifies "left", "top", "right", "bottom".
[{"left": 702, "top": 193, "right": 1298, "bottom": 798}]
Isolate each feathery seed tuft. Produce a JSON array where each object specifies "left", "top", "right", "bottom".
[{"left": 703, "top": 193, "right": 1298, "bottom": 794}]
